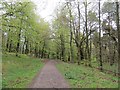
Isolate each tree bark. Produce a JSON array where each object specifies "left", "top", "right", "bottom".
[
  {"left": 99, "top": 0, "right": 103, "bottom": 71},
  {"left": 67, "top": 2, "right": 74, "bottom": 62},
  {"left": 25, "top": 38, "right": 29, "bottom": 54},
  {"left": 16, "top": 19, "right": 22, "bottom": 56},
  {"left": 116, "top": 1, "right": 120, "bottom": 72},
  {"left": 9, "top": 40, "right": 12, "bottom": 52},
  {"left": 6, "top": 29, "right": 10, "bottom": 52},
  {"left": 60, "top": 34, "right": 65, "bottom": 61},
  {"left": 85, "top": 1, "right": 91, "bottom": 66},
  {"left": 16, "top": 32, "right": 21, "bottom": 56},
  {"left": 41, "top": 41, "right": 45, "bottom": 58}
]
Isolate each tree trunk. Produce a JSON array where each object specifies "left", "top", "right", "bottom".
[
  {"left": 89, "top": 28, "right": 92, "bottom": 67},
  {"left": 41, "top": 41, "right": 45, "bottom": 58},
  {"left": 116, "top": 1, "right": 120, "bottom": 71},
  {"left": 16, "top": 32, "right": 21, "bottom": 56},
  {"left": 99, "top": 0, "right": 103, "bottom": 71},
  {"left": 77, "top": 46, "right": 81, "bottom": 65},
  {"left": 60, "top": 34, "right": 65, "bottom": 61},
  {"left": 25, "top": 38, "right": 29, "bottom": 54},
  {"left": 6, "top": 29, "right": 10, "bottom": 52},
  {"left": 85, "top": 1, "right": 91, "bottom": 66},
  {"left": 35, "top": 43, "right": 38, "bottom": 57},
  {"left": 67, "top": 2, "right": 74, "bottom": 62},
  {"left": 9, "top": 40, "right": 12, "bottom": 52},
  {"left": 56, "top": 50, "right": 59, "bottom": 59},
  {"left": 16, "top": 19, "right": 22, "bottom": 56}
]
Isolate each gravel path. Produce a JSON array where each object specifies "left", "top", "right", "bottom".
[{"left": 28, "top": 60, "right": 70, "bottom": 88}]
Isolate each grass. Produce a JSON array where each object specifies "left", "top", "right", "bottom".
[
  {"left": 2, "top": 53, "right": 44, "bottom": 88},
  {"left": 91, "top": 58, "right": 118, "bottom": 74},
  {"left": 56, "top": 61, "right": 119, "bottom": 88}
]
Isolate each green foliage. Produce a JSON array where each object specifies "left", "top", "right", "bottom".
[
  {"left": 1, "top": 0, "right": 119, "bottom": 88},
  {"left": 88, "top": 11, "right": 98, "bottom": 22},
  {"left": 56, "top": 62, "right": 118, "bottom": 88},
  {"left": 2, "top": 53, "right": 44, "bottom": 88}
]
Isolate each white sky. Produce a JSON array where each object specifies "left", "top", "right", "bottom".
[
  {"left": 31, "top": 0, "right": 63, "bottom": 22},
  {"left": 31, "top": 0, "right": 119, "bottom": 22}
]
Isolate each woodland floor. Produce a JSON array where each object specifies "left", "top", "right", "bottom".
[
  {"left": 28, "top": 60, "right": 70, "bottom": 88},
  {"left": 3, "top": 54, "right": 118, "bottom": 88}
]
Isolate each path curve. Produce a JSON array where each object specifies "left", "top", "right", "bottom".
[{"left": 28, "top": 60, "right": 70, "bottom": 88}]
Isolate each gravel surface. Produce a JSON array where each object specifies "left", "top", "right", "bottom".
[{"left": 28, "top": 60, "right": 70, "bottom": 88}]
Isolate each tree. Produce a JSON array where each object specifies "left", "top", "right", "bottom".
[
  {"left": 102, "top": 2, "right": 118, "bottom": 66},
  {"left": 116, "top": 1, "right": 120, "bottom": 71},
  {"left": 1, "top": 0, "right": 50, "bottom": 58},
  {"left": 66, "top": 1, "right": 74, "bottom": 62},
  {"left": 98, "top": 0, "right": 103, "bottom": 71},
  {"left": 84, "top": 1, "right": 91, "bottom": 66}
]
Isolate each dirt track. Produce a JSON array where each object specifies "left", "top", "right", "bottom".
[{"left": 28, "top": 60, "right": 70, "bottom": 88}]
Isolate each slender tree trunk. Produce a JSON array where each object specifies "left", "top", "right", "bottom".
[
  {"left": 41, "top": 41, "right": 45, "bottom": 58},
  {"left": 25, "top": 38, "right": 29, "bottom": 54},
  {"left": 85, "top": 1, "right": 91, "bottom": 66},
  {"left": 60, "top": 34, "right": 65, "bottom": 61},
  {"left": 116, "top": 1, "right": 120, "bottom": 73},
  {"left": 67, "top": 2, "right": 74, "bottom": 62},
  {"left": 16, "top": 19, "right": 22, "bottom": 56},
  {"left": 56, "top": 50, "right": 59, "bottom": 59},
  {"left": 77, "top": 46, "right": 81, "bottom": 65},
  {"left": 35, "top": 43, "right": 38, "bottom": 57},
  {"left": 29, "top": 43, "right": 31, "bottom": 54},
  {"left": 16, "top": 32, "right": 21, "bottom": 56},
  {"left": 38, "top": 49, "right": 41, "bottom": 58},
  {"left": 77, "top": 50, "right": 80, "bottom": 65},
  {"left": 6, "top": 38, "right": 9, "bottom": 51},
  {"left": 99, "top": 0, "right": 103, "bottom": 71},
  {"left": 47, "top": 49, "right": 50, "bottom": 59},
  {"left": 6, "top": 29, "right": 10, "bottom": 52},
  {"left": 77, "top": 1, "right": 81, "bottom": 65},
  {"left": 110, "top": 45, "right": 115, "bottom": 66},
  {"left": 69, "top": 4, "right": 73, "bottom": 63},
  {"left": 89, "top": 29, "right": 92, "bottom": 67},
  {"left": 9, "top": 40, "right": 12, "bottom": 52}
]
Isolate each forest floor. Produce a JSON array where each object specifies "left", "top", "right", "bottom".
[
  {"left": 2, "top": 53, "right": 44, "bottom": 88},
  {"left": 2, "top": 53, "right": 118, "bottom": 88},
  {"left": 56, "top": 61, "right": 119, "bottom": 88},
  {"left": 28, "top": 60, "right": 70, "bottom": 88}
]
